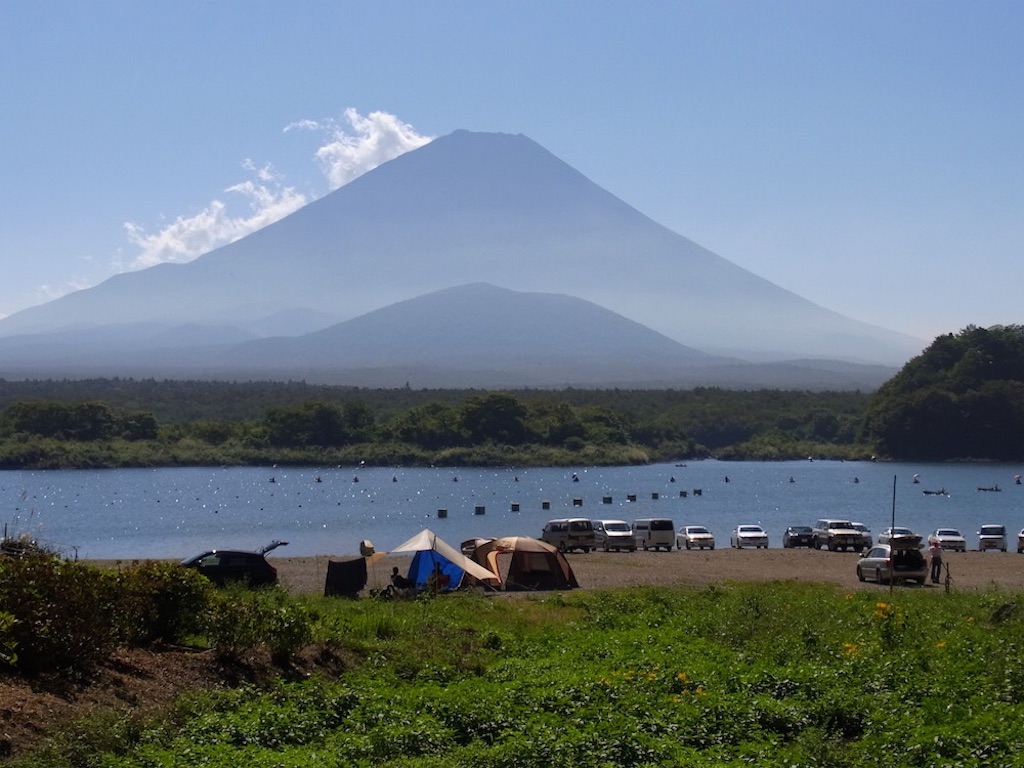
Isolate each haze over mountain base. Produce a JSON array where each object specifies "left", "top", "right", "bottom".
[{"left": 0, "top": 131, "right": 922, "bottom": 388}]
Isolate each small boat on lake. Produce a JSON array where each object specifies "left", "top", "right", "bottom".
[
  {"left": 923, "top": 488, "right": 948, "bottom": 496},
  {"left": 977, "top": 484, "right": 1002, "bottom": 492}
]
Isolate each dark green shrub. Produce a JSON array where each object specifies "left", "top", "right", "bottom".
[
  {"left": 0, "top": 555, "right": 118, "bottom": 676},
  {"left": 112, "top": 561, "right": 214, "bottom": 645},
  {"left": 203, "top": 588, "right": 314, "bottom": 663},
  {"left": 0, "top": 610, "right": 17, "bottom": 666}
]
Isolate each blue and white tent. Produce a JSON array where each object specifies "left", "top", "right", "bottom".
[{"left": 390, "top": 529, "right": 499, "bottom": 591}]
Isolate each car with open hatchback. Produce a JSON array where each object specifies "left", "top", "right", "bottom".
[
  {"left": 856, "top": 535, "right": 928, "bottom": 585},
  {"left": 181, "top": 539, "right": 287, "bottom": 587}
]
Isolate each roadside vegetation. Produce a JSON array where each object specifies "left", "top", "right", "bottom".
[{"left": 6, "top": 555, "right": 1024, "bottom": 767}]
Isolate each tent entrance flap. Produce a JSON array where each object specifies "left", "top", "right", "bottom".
[
  {"left": 472, "top": 536, "right": 578, "bottom": 591},
  {"left": 408, "top": 549, "right": 464, "bottom": 591}
]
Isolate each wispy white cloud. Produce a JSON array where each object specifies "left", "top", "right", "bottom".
[
  {"left": 34, "top": 277, "right": 93, "bottom": 305},
  {"left": 122, "top": 109, "right": 432, "bottom": 270},
  {"left": 288, "top": 108, "right": 433, "bottom": 190},
  {"left": 122, "top": 162, "right": 308, "bottom": 270}
]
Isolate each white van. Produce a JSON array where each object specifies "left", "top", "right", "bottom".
[
  {"left": 633, "top": 518, "right": 675, "bottom": 551},
  {"left": 541, "top": 518, "right": 596, "bottom": 553},
  {"left": 592, "top": 519, "right": 637, "bottom": 552}
]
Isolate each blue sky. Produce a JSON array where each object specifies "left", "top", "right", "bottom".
[{"left": 2, "top": 0, "right": 1020, "bottom": 342}]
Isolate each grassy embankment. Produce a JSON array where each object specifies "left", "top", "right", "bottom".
[{"left": 17, "top": 580, "right": 1024, "bottom": 767}]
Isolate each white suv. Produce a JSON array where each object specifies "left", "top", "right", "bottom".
[{"left": 812, "top": 519, "right": 863, "bottom": 552}]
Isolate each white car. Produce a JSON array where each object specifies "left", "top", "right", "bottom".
[
  {"left": 878, "top": 526, "right": 917, "bottom": 545},
  {"left": 730, "top": 524, "right": 769, "bottom": 549},
  {"left": 928, "top": 528, "right": 966, "bottom": 552},
  {"left": 676, "top": 525, "right": 715, "bottom": 550}
]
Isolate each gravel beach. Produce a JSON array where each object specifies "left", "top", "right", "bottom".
[{"left": 268, "top": 547, "right": 1024, "bottom": 596}]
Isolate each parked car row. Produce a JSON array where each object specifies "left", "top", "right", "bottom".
[
  {"left": 542, "top": 518, "right": 775, "bottom": 553},
  {"left": 883, "top": 524, "right": 1008, "bottom": 552},
  {"left": 539, "top": 516, "right": 1022, "bottom": 557},
  {"left": 543, "top": 517, "right": 681, "bottom": 553}
]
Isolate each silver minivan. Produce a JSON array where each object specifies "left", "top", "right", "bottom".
[
  {"left": 592, "top": 519, "right": 637, "bottom": 552},
  {"left": 633, "top": 518, "right": 675, "bottom": 551},
  {"left": 978, "top": 524, "right": 1007, "bottom": 552},
  {"left": 541, "top": 518, "right": 596, "bottom": 553}
]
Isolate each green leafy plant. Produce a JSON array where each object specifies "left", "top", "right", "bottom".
[
  {"left": 111, "top": 561, "right": 214, "bottom": 645},
  {"left": 0, "top": 554, "right": 119, "bottom": 676},
  {"left": 202, "top": 587, "right": 314, "bottom": 663}
]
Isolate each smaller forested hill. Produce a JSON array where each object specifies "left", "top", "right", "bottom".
[{"left": 861, "top": 325, "right": 1024, "bottom": 461}]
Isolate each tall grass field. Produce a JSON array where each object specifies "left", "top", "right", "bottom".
[{"left": 21, "top": 583, "right": 1024, "bottom": 767}]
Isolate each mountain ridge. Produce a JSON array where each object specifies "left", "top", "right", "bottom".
[{"left": 0, "top": 129, "right": 923, "bottom": 386}]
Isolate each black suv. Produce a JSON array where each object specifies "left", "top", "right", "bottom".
[
  {"left": 782, "top": 525, "right": 814, "bottom": 548},
  {"left": 181, "top": 540, "right": 287, "bottom": 587}
]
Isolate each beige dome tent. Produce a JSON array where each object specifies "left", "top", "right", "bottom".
[{"left": 472, "top": 536, "right": 579, "bottom": 591}]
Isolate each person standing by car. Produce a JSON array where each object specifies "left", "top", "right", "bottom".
[{"left": 929, "top": 539, "right": 944, "bottom": 584}]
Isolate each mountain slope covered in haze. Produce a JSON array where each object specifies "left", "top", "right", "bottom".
[
  {"left": 0, "top": 284, "right": 897, "bottom": 389},
  {"left": 0, "top": 130, "right": 922, "bottom": 370}
]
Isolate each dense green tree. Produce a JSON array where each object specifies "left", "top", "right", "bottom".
[
  {"left": 577, "top": 405, "right": 631, "bottom": 445},
  {"left": 263, "top": 402, "right": 349, "bottom": 448},
  {"left": 525, "top": 399, "right": 587, "bottom": 446},
  {"left": 6, "top": 401, "right": 118, "bottom": 441},
  {"left": 862, "top": 325, "right": 1024, "bottom": 460},
  {"left": 460, "top": 393, "right": 531, "bottom": 445},
  {"left": 388, "top": 402, "right": 466, "bottom": 450},
  {"left": 116, "top": 411, "right": 159, "bottom": 441},
  {"left": 341, "top": 401, "right": 376, "bottom": 442},
  {"left": 0, "top": 377, "right": 883, "bottom": 467}
]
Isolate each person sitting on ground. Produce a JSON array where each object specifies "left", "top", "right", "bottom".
[{"left": 391, "top": 566, "right": 413, "bottom": 590}]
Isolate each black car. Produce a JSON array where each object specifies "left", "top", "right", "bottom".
[
  {"left": 782, "top": 525, "right": 815, "bottom": 548},
  {"left": 181, "top": 540, "right": 287, "bottom": 587}
]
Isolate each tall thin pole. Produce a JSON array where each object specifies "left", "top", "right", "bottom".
[
  {"left": 891, "top": 475, "right": 897, "bottom": 530},
  {"left": 890, "top": 475, "right": 897, "bottom": 595}
]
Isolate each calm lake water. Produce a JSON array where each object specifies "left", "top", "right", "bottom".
[{"left": 3, "top": 460, "right": 1022, "bottom": 560}]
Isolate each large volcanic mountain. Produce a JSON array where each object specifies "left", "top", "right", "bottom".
[{"left": 0, "top": 130, "right": 921, "bottom": 385}]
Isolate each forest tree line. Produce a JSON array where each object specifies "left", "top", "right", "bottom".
[
  {"left": 0, "top": 385, "right": 872, "bottom": 469},
  {"left": 0, "top": 325, "right": 1020, "bottom": 468}
]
